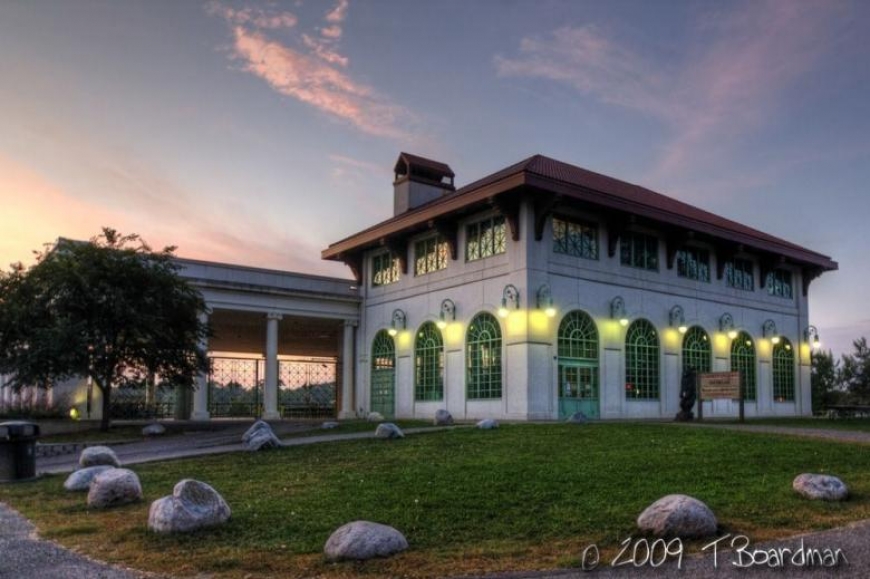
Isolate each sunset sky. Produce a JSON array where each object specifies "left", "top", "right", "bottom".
[{"left": 1, "top": 0, "right": 868, "bottom": 356}]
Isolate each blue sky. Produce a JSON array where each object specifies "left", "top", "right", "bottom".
[{"left": 1, "top": 0, "right": 868, "bottom": 356}]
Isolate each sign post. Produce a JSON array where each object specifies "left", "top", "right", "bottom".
[{"left": 697, "top": 372, "right": 743, "bottom": 423}]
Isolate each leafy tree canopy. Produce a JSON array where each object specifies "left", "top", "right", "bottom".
[
  {"left": 0, "top": 228, "right": 209, "bottom": 430},
  {"left": 842, "top": 337, "right": 870, "bottom": 403}
]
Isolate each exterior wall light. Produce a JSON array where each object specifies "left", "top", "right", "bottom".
[
  {"left": 805, "top": 325, "right": 822, "bottom": 350},
  {"left": 611, "top": 296, "right": 629, "bottom": 326},
  {"left": 537, "top": 284, "right": 556, "bottom": 317},
  {"left": 499, "top": 284, "right": 520, "bottom": 318},
  {"left": 720, "top": 313, "right": 738, "bottom": 340},
  {"left": 389, "top": 309, "right": 406, "bottom": 337},
  {"left": 669, "top": 305, "right": 687, "bottom": 334},
  {"left": 763, "top": 319, "right": 780, "bottom": 344},
  {"left": 437, "top": 299, "right": 455, "bottom": 330}
]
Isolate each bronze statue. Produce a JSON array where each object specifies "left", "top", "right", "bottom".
[{"left": 675, "top": 368, "right": 697, "bottom": 421}]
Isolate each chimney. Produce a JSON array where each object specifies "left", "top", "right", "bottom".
[{"left": 393, "top": 152, "right": 455, "bottom": 215}]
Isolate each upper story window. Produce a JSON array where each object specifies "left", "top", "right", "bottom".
[
  {"left": 466, "top": 215, "right": 506, "bottom": 262},
  {"left": 553, "top": 217, "right": 599, "bottom": 260},
  {"left": 620, "top": 232, "right": 659, "bottom": 271},
  {"left": 414, "top": 236, "right": 448, "bottom": 276},
  {"left": 676, "top": 248, "right": 710, "bottom": 282},
  {"left": 766, "top": 269, "right": 793, "bottom": 299},
  {"left": 371, "top": 252, "right": 400, "bottom": 287},
  {"left": 724, "top": 258, "right": 754, "bottom": 291}
]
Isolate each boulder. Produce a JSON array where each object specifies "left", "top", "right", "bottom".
[
  {"left": 375, "top": 423, "right": 404, "bottom": 439},
  {"left": 434, "top": 409, "right": 453, "bottom": 426},
  {"left": 637, "top": 494, "right": 717, "bottom": 539},
  {"left": 79, "top": 445, "right": 121, "bottom": 468},
  {"left": 793, "top": 473, "right": 849, "bottom": 501},
  {"left": 476, "top": 418, "right": 499, "bottom": 430},
  {"left": 324, "top": 521, "right": 408, "bottom": 561},
  {"left": 63, "top": 465, "right": 115, "bottom": 492},
  {"left": 321, "top": 421, "right": 340, "bottom": 430},
  {"left": 87, "top": 468, "right": 143, "bottom": 509},
  {"left": 142, "top": 423, "right": 166, "bottom": 437},
  {"left": 367, "top": 412, "right": 385, "bottom": 422},
  {"left": 242, "top": 420, "right": 282, "bottom": 451},
  {"left": 565, "top": 412, "right": 588, "bottom": 424},
  {"left": 148, "top": 479, "right": 231, "bottom": 533}
]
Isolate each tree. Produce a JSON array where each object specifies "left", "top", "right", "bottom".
[
  {"left": 811, "top": 349, "right": 841, "bottom": 413},
  {"left": 841, "top": 337, "right": 870, "bottom": 403},
  {"left": 0, "top": 228, "right": 209, "bottom": 431}
]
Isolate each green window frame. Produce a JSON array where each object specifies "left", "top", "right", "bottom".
[
  {"left": 620, "top": 232, "right": 659, "bottom": 271},
  {"left": 465, "top": 215, "right": 506, "bottom": 262},
  {"left": 414, "top": 236, "right": 448, "bottom": 276},
  {"left": 370, "top": 330, "right": 396, "bottom": 417},
  {"left": 682, "top": 326, "right": 711, "bottom": 375},
  {"left": 765, "top": 269, "right": 793, "bottom": 299},
  {"left": 676, "top": 248, "right": 710, "bottom": 282},
  {"left": 553, "top": 217, "right": 599, "bottom": 260},
  {"left": 466, "top": 312, "right": 502, "bottom": 399},
  {"left": 731, "top": 331, "right": 756, "bottom": 400},
  {"left": 772, "top": 339, "right": 795, "bottom": 401},
  {"left": 725, "top": 259, "right": 754, "bottom": 291},
  {"left": 558, "top": 310, "right": 599, "bottom": 360},
  {"left": 415, "top": 322, "right": 444, "bottom": 401},
  {"left": 371, "top": 252, "right": 399, "bottom": 287},
  {"left": 625, "top": 319, "right": 659, "bottom": 399}
]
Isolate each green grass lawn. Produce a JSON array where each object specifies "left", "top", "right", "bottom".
[
  {"left": 2, "top": 423, "right": 870, "bottom": 578},
  {"left": 736, "top": 417, "right": 870, "bottom": 432}
]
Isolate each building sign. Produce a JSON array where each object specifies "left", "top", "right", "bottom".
[{"left": 699, "top": 372, "right": 741, "bottom": 400}]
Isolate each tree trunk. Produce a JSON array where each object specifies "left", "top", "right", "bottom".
[{"left": 98, "top": 377, "right": 112, "bottom": 432}]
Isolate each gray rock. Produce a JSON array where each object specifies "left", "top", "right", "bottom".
[
  {"left": 148, "top": 479, "right": 231, "bottom": 533},
  {"left": 375, "top": 423, "right": 404, "bottom": 439},
  {"left": 79, "top": 445, "right": 120, "bottom": 468},
  {"left": 241, "top": 420, "right": 282, "bottom": 451},
  {"left": 321, "top": 421, "right": 340, "bottom": 429},
  {"left": 141, "top": 423, "right": 166, "bottom": 437},
  {"left": 476, "top": 418, "right": 499, "bottom": 430},
  {"left": 87, "top": 468, "right": 143, "bottom": 509},
  {"left": 324, "top": 520, "right": 409, "bottom": 561},
  {"left": 434, "top": 409, "right": 453, "bottom": 426},
  {"left": 63, "top": 466, "right": 115, "bottom": 492},
  {"left": 793, "top": 473, "right": 849, "bottom": 501},
  {"left": 565, "top": 412, "right": 588, "bottom": 424},
  {"left": 367, "top": 411, "right": 385, "bottom": 422},
  {"left": 637, "top": 494, "right": 717, "bottom": 539}
]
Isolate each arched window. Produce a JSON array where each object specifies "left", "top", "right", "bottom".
[
  {"left": 558, "top": 310, "right": 599, "bottom": 360},
  {"left": 370, "top": 330, "right": 396, "bottom": 417},
  {"left": 557, "top": 310, "right": 600, "bottom": 418},
  {"left": 772, "top": 339, "right": 795, "bottom": 402},
  {"left": 466, "top": 312, "right": 502, "bottom": 399},
  {"left": 682, "top": 326, "right": 711, "bottom": 375},
  {"left": 731, "top": 332, "right": 756, "bottom": 400},
  {"left": 625, "top": 319, "right": 659, "bottom": 399},
  {"left": 415, "top": 322, "right": 444, "bottom": 401}
]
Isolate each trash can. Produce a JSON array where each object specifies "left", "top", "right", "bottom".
[{"left": 0, "top": 421, "right": 40, "bottom": 482}]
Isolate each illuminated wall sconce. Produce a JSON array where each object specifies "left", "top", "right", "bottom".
[
  {"left": 437, "top": 299, "right": 455, "bottom": 330},
  {"left": 611, "top": 296, "right": 629, "bottom": 326},
  {"left": 537, "top": 284, "right": 556, "bottom": 317},
  {"left": 762, "top": 319, "right": 780, "bottom": 344},
  {"left": 498, "top": 284, "right": 520, "bottom": 318},
  {"left": 805, "top": 325, "right": 822, "bottom": 351},
  {"left": 388, "top": 309, "right": 406, "bottom": 337},
  {"left": 669, "top": 305, "right": 688, "bottom": 334},
  {"left": 719, "top": 313, "right": 738, "bottom": 340}
]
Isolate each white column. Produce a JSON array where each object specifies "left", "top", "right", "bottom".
[
  {"left": 191, "top": 311, "right": 211, "bottom": 421},
  {"left": 339, "top": 320, "right": 357, "bottom": 419},
  {"left": 262, "top": 312, "right": 282, "bottom": 421}
]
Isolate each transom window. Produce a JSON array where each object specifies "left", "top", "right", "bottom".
[
  {"left": 725, "top": 259, "right": 754, "bottom": 291},
  {"left": 620, "top": 233, "right": 659, "bottom": 271},
  {"left": 552, "top": 217, "right": 598, "bottom": 260},
  {"left": 466, "top": 312, "right": 502, "bottom": 399},
  {"left": 766, "top": 269, "right": 793, "bottom": 299},
  {"left": 682, "top": 326, "right": 711, "bottom": 375},
  {"left": 414, "top": 322, "right": 444, "bottom": 401},
  {"left": 414, "top": 236, "right": 448, "bottom": 276},
  {"left": 558, "top": 310, "right": 599, "bottom": 360},
  {"left": 625, "top": 319, "right": 659, "bottom": 399},
  {"left": 465, "top": 215, "right": 506, "bottom": 261},
  {"left": 371, "top": 252, "right": 399, "bottom": 286},
  {"left": 772, "top": 339, "right": 795, "bottom": 401},
  {"left": 731, "top": 331, "right": 756, "bottom": 400},
  {"left": 676, "top": 248, "right": 710, "bottom": 282}
]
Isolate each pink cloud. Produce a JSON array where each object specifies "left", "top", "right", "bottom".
[
  {"left": 205, "top": 2, "right": 297, "bottom": 30},
  {"left": 320, "top": 24, "right": 342, "bottom": 39},
  {"left": 302, "top": 33, "right": 348, "bottom": 67},
  {"left": 325, "top": 0, "right": 349, "bottom": 24}
]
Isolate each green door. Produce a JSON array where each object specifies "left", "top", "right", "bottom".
[
  {"left": 558, "top": 362, "right": 599, "bottom": 419},
  {"left": 370, "top": 331, "right": 395, "bottom": 419}
]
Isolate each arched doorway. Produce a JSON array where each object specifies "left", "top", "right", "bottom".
[
  {"left": 557, "top": 310, "right": 600, "bottom": 418},
  {"left": 370, "top": 330, "right": 396, "bottom": 418}
]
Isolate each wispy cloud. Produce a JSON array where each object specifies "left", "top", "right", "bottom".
[{"left": 205, "top": 1, "right": 297, "bottom": 30}]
